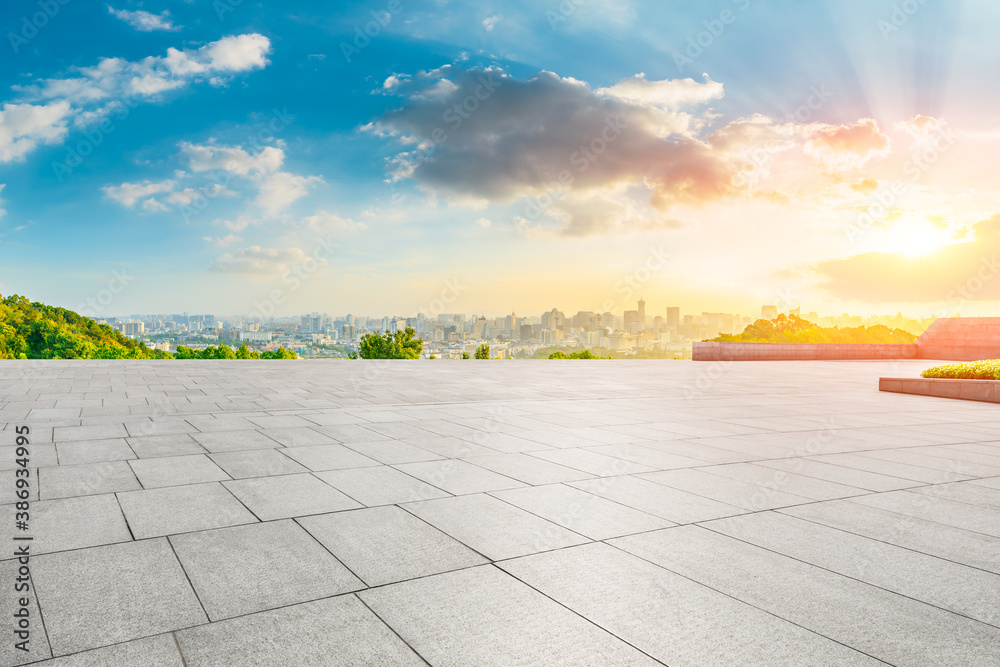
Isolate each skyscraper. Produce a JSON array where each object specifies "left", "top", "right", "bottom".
[
  {"left": 666, "top": 307, "right": 680, "bottom": 330},
  {"left": 637, "top": 298, "right": 646, "bottom": 326}
]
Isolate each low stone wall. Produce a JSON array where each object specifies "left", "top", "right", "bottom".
[
  {"left": 879, "top": 377, "right": 1000, "bottom": 403},
  {"left": 693, "top": 342, "right": 918, "bottom": 361}
]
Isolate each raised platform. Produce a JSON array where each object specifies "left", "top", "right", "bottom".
[
  {"left": 695, "top": 317, "right": 1000, "bottom": 362},
  {"left": 2, "top": 360, "right": 1000, "bottom": 665},
  {"left": 879, "top": 377, "right": 1000, "bottom": 403}
]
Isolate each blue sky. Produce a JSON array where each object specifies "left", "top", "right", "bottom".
[{"left": 2, "top": 0, "right": 999, "bottom": 318}]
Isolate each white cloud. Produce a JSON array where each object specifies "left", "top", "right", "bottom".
[
  {"left": 475, "top": 217, "right": 492, "bottom": 228},
  {"left": 483, "top": 15, "right": 499, "bottom": 31},
  {"left": 597, "top": 73, "right": 724, "bottom": 110},
  {"left": 20, "top": 34, "right": 271, "bottom": 106},
  {"left": 203, "top": 233, "right": 243, "bottom": 247},
  {"left": 102, "top": 180, "right": 176, "bottom": 207},
  {"left": 161, "top": 185, "right": 236, "bottom": 206},
  {"left": 300, "top": 211, "right": 368, "bottom": 233},
  {"left": 209, "top": 245, "right": 311, "bottom": 275},
  {"left": 108, "top": 6, "right": 179, "bottom": 32},
  {"left": 0, "top": 184, "right": 6, "bottom": 219},
  {"left": 181, "top": 142, "right": 284, "bottom": 176},
  {"left": 10, "top": 34, "right": 270, "bottom": 142},
  {"left": 256, "top": 172, "right": 323, "bottom": 216},
  {"left": 0, "top": 101, "right": 72, "bottom": 162}
]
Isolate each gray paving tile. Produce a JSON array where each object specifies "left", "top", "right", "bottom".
[
  {"left": 0, "top": 494, "right": 131, "bottom": 557},
  {"left": 703, "top": 511, "right": 1000, "bottom": 627},
  {"left": 360, "top": 565, "right": 661, "bottom": 666},
  {"left": 394, "top": 459, "right": 526, "bottom": 495},
  {"left": 697, "top": 462, "right": 870, "bottom": 501},
  {"left": 464, "top": 452, "right": 596, "bottom": 485},
  {"left": 402, "top": 493, "right": 589, "bottom": 560},
  {"left": 907, "top": 481, "right": 1000, "bottom": 511},
  {"left": 208, "top": 449, "right": 308, "bottom": 478},
  {"left": 118, "top": 482, "right": 258, "bottom": 539},
  {"left": 128, "top": 454, "right": 231, "bottom": 488},
  {"left": 39, "top": 461, "right": 141, "bottom": 500},
  {"left": 224, "top": 473, "right": 361, "bottom": 520},
  {"left": 28, "top": 634, "right": 183, "bottom": 666},
  {"left": 126, "top": 434, "right": 208, "bottom": 459},
  {"left": 189, "top": 429, "right": 280, "bottom": 453},
  {"left": 170, "top": 519, "right": 363, "bottom": 620},
  {"left": 52, "top": 423, "right": 129, "bottom": 442},
  {"left": 33, "top": 538, "right": 206, "bottom": 656},
  {"left": 246, "top": 415, "right": 317, "bottom": 429},
  {"left": 611, "top": 525, "right": 1000, "bottom": 666},
  {"left": 809, "top": 453, "right": 972, "bottom": 484},
  {"left": 850, "top": 491, "right": 1000, "bottom": 537},
  {"left": 458, "top": 432, "right": 552, "bottom": 454},
  {"left": 54, "top": 438, "right": 135, "bottom": 465},
  {"left": 500, "top": 542, "right": 883, "bottom": 666},
  {"left": 341, "top": 439, "right": 444, "bottom": 464},
  {"left": 569, "top": 475, "right": 745, "bottom": 524},
  {"left": 299, "top": 505, "right": 487, "bottom": 586},
  {"left": 1, "top": 558, "right": 52, "bottom": 665},
  {"left": 585, "top": 443, "right": 711, "bottom": 470},
  {"left": 176, "top": 595, "right": 425, "bottom": 666},
  {"left": 858, "top": 448, "right": 1000, "bottom": 478},
  {"left": 0, "top": 443, "right": 58, "bottom": 470},
  {"left": 638, "top": 468, "right": 813, "bottom": 510},
  {"left": 491, "top": 483, "right": 673, "bottom": 540},
  {"left": 781, "top": 499, "right": 1000, "bottom": 575},
  {"left": 279, "top": 444, "right": 380, "bottom": 471},
  {"left": 403, "top": 435, "right": 499, "bottom": 458},
  {"left": 314, "top": 465, "right": 450, "bottom": 506},
  {"left": 530, "top": 448, "right": 655, "bottom": 476},
  {"left": 755, "top": 457, "right": 920, "bottom": 492},
  {"left": 254, "top": 426, "right": 338, "bottom": 447}
]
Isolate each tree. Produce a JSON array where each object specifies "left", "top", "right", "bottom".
[
  {"left": 358, "top": 328, "right": 423, "bottom": 359},
  {"left": 475, "top": 343, "right": 490, "bottom": 359},
  {"left": 549, "top": 350, "right": 600, "bottom": 359},
  {"left": 236, "top": 344, "right": 253, "bottom": 359},
  {"left": 462, "top": 351, "right": 470, "bottom": 359}
]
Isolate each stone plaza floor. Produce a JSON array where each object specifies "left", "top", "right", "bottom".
[{"left": 1, "top": 359, "right": 999, "bottom": 666}]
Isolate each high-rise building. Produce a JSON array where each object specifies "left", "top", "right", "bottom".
[
  {"left": 637, "top": 298, "right": 646, "bottom": 326},
  {"left": 624, "top": 310, "right": 641, "bottom": 334},
  {"left": 666, "top": 307, "right": 680, "bottom": 330}
]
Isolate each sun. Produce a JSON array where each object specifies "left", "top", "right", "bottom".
[{"left": 882, "top": 216, "right": 952, "bottom": 258}]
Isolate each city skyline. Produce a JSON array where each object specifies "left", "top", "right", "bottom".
[{"left": 2, "top": 2, "right": 1000, "bottom": 317}]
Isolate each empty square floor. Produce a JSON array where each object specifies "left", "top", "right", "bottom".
[{"left": 2, "top": 359, "right": 1000, "bottom": 666}]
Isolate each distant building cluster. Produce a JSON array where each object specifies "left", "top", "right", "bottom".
[{"left": 92, "top": 304, "right": 935, "bottom": 360}]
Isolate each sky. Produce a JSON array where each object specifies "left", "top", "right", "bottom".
[{"left": 1, "top": 0, "right": 999, "bottom": 320}]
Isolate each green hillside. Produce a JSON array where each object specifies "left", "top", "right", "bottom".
[
  {"left": 709, "top": 314, "right": 917, "bottom": 344},
  {"left": 0, "top": 294, "right": 168, "bottom": 359},
  {"left": 0, "top": 294, "right": 296, "bottom": 360}
]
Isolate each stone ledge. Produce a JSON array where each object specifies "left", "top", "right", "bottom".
[{"left": 878, "top": 377, "right": 1000, "bottom": 403}]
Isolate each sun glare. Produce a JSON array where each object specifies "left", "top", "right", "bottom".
[{"left": 883, "top": 217, "right": 952, "bottom": 258}]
